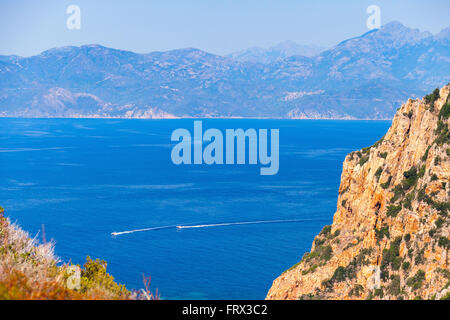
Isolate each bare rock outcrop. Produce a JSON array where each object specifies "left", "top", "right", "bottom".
[{"left": 267, "top": 85, "right": 450, "bottom": 300}]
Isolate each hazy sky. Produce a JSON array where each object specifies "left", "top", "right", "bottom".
[{"left": 1, "top": 0, "right": 449, "bottom": 57}]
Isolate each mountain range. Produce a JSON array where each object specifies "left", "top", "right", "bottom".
[
  {"left": 0, "top": 21, "right": 449, "bottom": 119},
  {"left": 227, "top": 41, "right": 326, "bottom": 63}
]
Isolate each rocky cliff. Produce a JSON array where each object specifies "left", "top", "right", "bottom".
[{"left": 267, "top": 85, "right": 450, "bottom": 300}]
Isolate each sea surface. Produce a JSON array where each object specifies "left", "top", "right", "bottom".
[{"left": 0, "top": 118, "right": 391, "bottom": 299}]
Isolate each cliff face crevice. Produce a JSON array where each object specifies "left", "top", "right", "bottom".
[{"left": 267, "top": 85, "right": 450, "bottom": 300}]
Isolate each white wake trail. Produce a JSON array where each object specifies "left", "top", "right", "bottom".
[
  {"left": 111, "top": 218, "right": 326, "bottom": 237},
  {"left": 111, "top": 225, "right": 175, "bottom": 236},
  {"left": 175, "top": 219, "right": 318, "bottom": 229}
]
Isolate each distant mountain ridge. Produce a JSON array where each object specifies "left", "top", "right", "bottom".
[
  {"left": 0, "top": 21, "right": 449, "bottom": 119},
  {"left": 227, "top": 41, "right": 327, "bottom": 63}
]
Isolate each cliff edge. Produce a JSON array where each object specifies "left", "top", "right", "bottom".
[{"left": 267, "top": 85, "right": 450, "bottom": 300}]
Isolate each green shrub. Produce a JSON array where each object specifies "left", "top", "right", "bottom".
[
  {"left": 376, "top": 225, "right": 390, "bottom": 242},
  {"left": 343, "top": 242, "right": 357, "bottom": 250},
  {"left": 388, "top": 275, "right": 401, "bottom": 296},
  {"left": 402, "top": 191, "right": 416, "bottom": 210},
  {"left": 403, "top": 111, "right": 413, "bottom": 119},
  {"left": 372, "top": 136, "right": 385, "bottom": 148},
  {"left": 354, "top": 248, "right": 373, "bottom": 266},
  {"left": 424, "top": 88, "right": 440, "bottom": 105},
  {"left": 429, "top": 228, "right": 437, "bottom": 237},
  {"left": 332, "top": 229, "right": 341, "bottom": 238},
  {"left": 415, "top": 248, "right": 425, "bottom": 265},
  {"left": 374, "top": 288, "right": 384, "bottom": 298},
  {"left": 421, "top": 146, "right": 431, "bottom": 161},
  {"left": 330, "top": 263, "right": 357, "bottom": 284},
  {"left": 319, "top": 245, "right": 333, "bottom": 261},
  {"left": 379, "top": 152, "right": 388, "bottom": 159},
  {"left": 381, "top": 237, "right": 402, "bottom": 272},
  {"left": 431, "top": 201, "right": 450, "bottom": 217},
  {"left": 331, "top": 266, "right": 349, "bottom": 283},
  {"left": 79, "top": 256, "right": 129, "bottom": 297},
  {"left": 283, "top": 261, "right": 301, "bottom": 274},
  {"left": 402, "top": 194, "right": 413, "bottom": 210},
  {"left": 438, "top": 237, "right": 449, "bottom": 249},
  {"left": 438, "top": 93, "right": 450, "bottom": 120},
  {"left": 349, "top": 284, "right": 364, "bottom": 297},
  {"left": 322, "top": 250, "right": 372, "bottom": 291},
  {"left": 435, "top": 123, "right": 449, "bottom": 145},
  {"left": 319, "top": 225, "right": 332, "bottom": 236},
  {"left": 386, "top": 205, "right": 402, "bottom": 218},
  {"left": 436, "top": 120, "right": 447, "bottom": 135},
  {"left": 375, "top": 167, "right": 383, "bottom": 179},
  {"left": 305, "top": 243, "right": 333, "bottom": 264},
  {"left": 302, "top": 264, "right": 318, "bottom": 275},
  {"left": 406, "top": 270, "right": 426, "bottom": 290},
  {"left": 435, "top": 156, "right": 441, "bottom": 166},
  {"left": 389, "top": 185, "right": 403, "bottom": 203},
  {"left": 381, "top": 176, "right": 392, "bottom": 189},
  {"left": 402, "top": 166, "right": 418, "bottom": 190},
  {"left": 417, "top": 185, "right": 428, "bottom": 202},
  {"left": 402, "top": 261, "right": 410, "bottom": 271},
  {"left": 418, "top": 165, "right": 426, "bottom": 178},
  {"left": 435, "top": 217, "right": 444, "bottom": 229},
  {"left": 362, "top": 146, "right": 371, "bottom": 154},
  {"left": 314, "top": 236, "right": 325, "bottom": 246},
  {"left": 359, "top": 155, "right": 369, "bottom": 166}
]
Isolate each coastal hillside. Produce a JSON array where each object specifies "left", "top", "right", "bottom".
[
  {"left": 0, "top": 207, "right": 156, "bottom": 300},
  {"left": 267, "top": 85, "right": 450, "bottom": 300}
]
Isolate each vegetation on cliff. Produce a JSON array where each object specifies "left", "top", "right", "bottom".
[
  {"left": 267, "top": 85, "right": 450, "bottom": 300},
  {"left": 0, "top": 206, "right": 157, "bottom": 300}
]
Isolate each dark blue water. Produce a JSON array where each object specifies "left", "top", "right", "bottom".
[{"left": 0, "top": 119, "right": 390, "bottom": 299}]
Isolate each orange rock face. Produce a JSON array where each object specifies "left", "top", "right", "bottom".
[{"left": 267, "top": 85, "right": 450, "bottom": 300}]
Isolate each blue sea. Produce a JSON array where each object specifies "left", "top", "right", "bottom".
[{"left": 0, "top": 118, "right": 390, "bottom": 299}]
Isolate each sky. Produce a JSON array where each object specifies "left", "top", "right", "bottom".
[{"left": 0, "top": 0, "right": 449, "bottom": 57}]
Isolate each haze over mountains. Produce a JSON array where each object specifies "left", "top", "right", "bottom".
[
  {"left": 227, "top": 41, "right": 327, "bottom": 63},
  {"left": 0, "top": 21, "right": 449, "bottom": 119}
]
